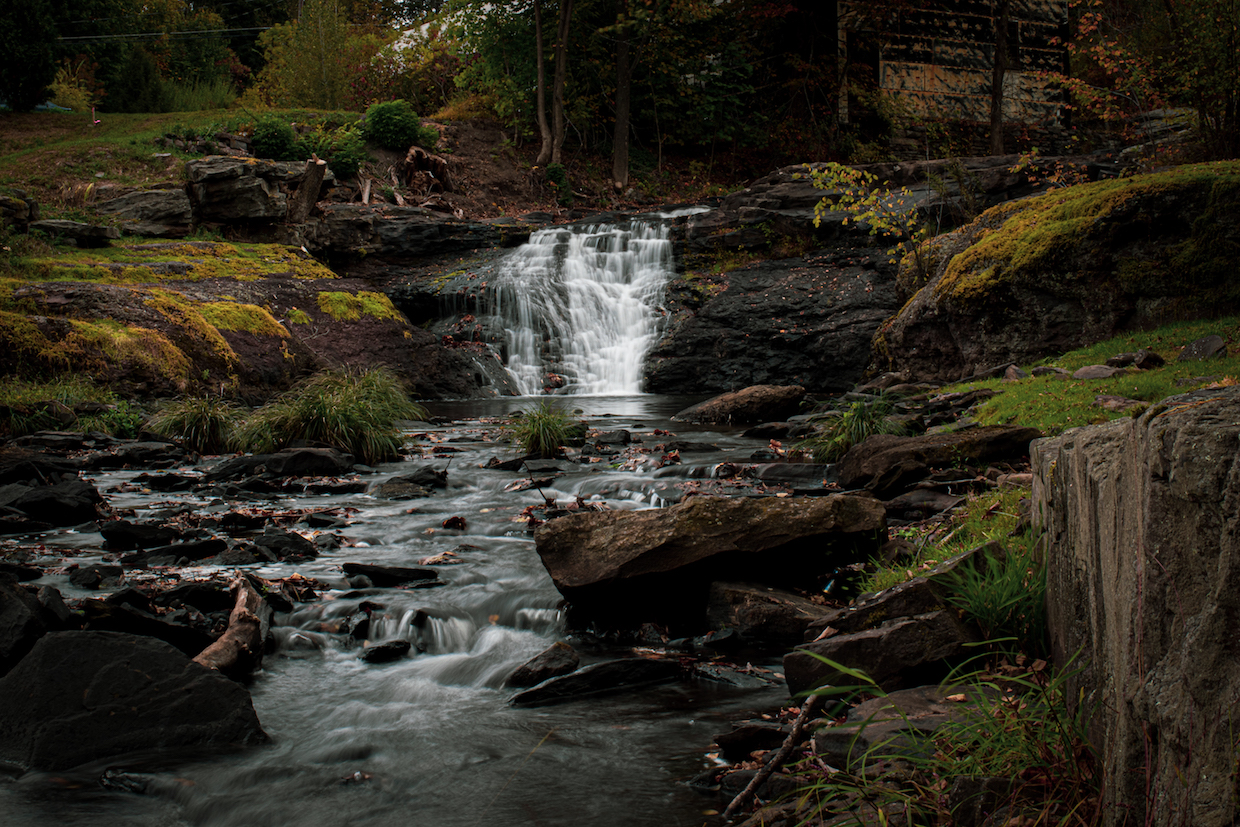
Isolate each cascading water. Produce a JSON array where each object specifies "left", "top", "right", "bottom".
[{"left": 488, "top": 214, "right": 697, "bottom": 395}]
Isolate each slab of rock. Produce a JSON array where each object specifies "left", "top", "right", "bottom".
[
  {"left": 1072, "top": 365, "right": 1128, "bottom": 380},
  {"left": 713, "top": 721, "right": 789, "bottom": 762},
  {"left": 204, "top": 448, "right": 354, "bottom": 481},
  {"left": 359, "top": 639, "right": 412, "bottom": 663},
  {"left": 508, "top": 657, "right": 682, "bottom": 707},
  {"left": 1095, "top": 394, "right": 1146, "bottom": 413},
  {"left": 836, "top": 426, "right": 1041, "bottom": 499},
  {"left": 120, "top": 538, "right": 228, "bottom": 568},
  {"left": 0, "top": 478, "right": 103, "bottom": 525},
  {"left": 99, "top": 519, "right": 182, "bottom": 549},
  {"left": 673, "top": 385, "right": 806, "bottom": 425},
  {"left": 706, "top": 582, "right": 833, "bottom": 642},
  {"left": 506, "top": 641, "right": 580, "bottom": 687},
  {"left": 252, "top": 526, "right": 317, "bottom": 561},
  {"left": 80, "top": 441, "right": 187, "bottom": 470},
  {"left": 1107, "top": 349, "right": 1165, "bottom": 370},
  {"left": 534, "top": 494, "right": 885, "bottom": 631},
  {"left": 784, "top": 609, "right": 977, "bottom": 696},
  {"left": 0, "top": 630, "right": 266, "bottom": 772},
  {"left": 340, "top": 562, "right": 440, "bottom": 587},
  {"left": 94, "top": 189, "right": 192, "bottom": 238},
  {"left": 1176, "top": 334, "right": 1227, "bottom": 362},
  {"left": 80, "top": 599, "right": 214, "bottom": 657},
  {"left": 29, "top": 219, "right": 120, "bottom": 247},
  {"left": 68, "top": 564, "right": 124, "bottom": 590}
]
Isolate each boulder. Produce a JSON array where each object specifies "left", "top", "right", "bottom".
[
  {"left": 0, "top": 630, "right": 266, "bottom": 772},
  {"left": 1175, "top": 334, "right": 1227, "bottom": 362},
  {"left": 186, "top": 156, "right": 303, "bottom": 222},
  {"left": 99, "top": 518, "right": 182, "bottom": 549},
  {"left": 28, "top": 219, "right": 119, "bottom": 247},
  {"left": 252, "top": 526, "right": 318, "bottom": 561},
  {"left": 784, "top": 610, "right": 977, "bottom": 696},
  {"left": 359, "top": 639, "right": 412, "bottom": 663},
  {"left": 506, "top": 641, "right": 580, "bottom": 687},
  {"left": 705, "top": 582, "right": 833, "bottom": 642},
  {"left": 672, "top": 385, "right": 807, "bottom": 425},
  {"left": 1033, "top": 385, "right": 1240, "bottom": 827},
  {"left": 508, "top": 657, "right": 682, "bottom": 707},
  {"left": 340, "top": 562, "right": 440, "bottom": 588},
  {"left": 534, "top": 494, "right": 885, "bottom": 631},
  {"left": 835, "top": 426, "right": 1041, "bottom": 498},
  {"left": 1072, "top": 364, "right": 1128, "bottom": 380},
  {"left": 204, "top": 448, "right": 354, "bottom": 481},
  {"left": 80, "top": 599, "right": 214, "bottom": 656},
  {"left": 80, "top": 441, "right": 187, "bottom": 470},
  {"left": 94, "top": 189, "right": 193, "bottom": 238},
  {"left": 713, "top": 721, "right": 789, "bottom": 762},
  {"left": 119, "top": 538, "right": 228, "bottom": 568},
  {"left": 68, "top": 564, "right": 124, "bottom": 590},
  {"left": 0, "top": 478, "right": 103, "bottom": 525},
  {"left": 0, "top": 575, "right": 51, "bottom": 676}
]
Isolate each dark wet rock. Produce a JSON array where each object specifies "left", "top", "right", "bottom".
[
  {"left": 506, "top": 641, "right": 580, "bottom": 688},
  {"left": 304, "top": 203, "right": 507, "bottom": 259},
  {"left": 304, "top": 511, "right": 350, "bottom": 529},
  {"left": 749, "top": 463, "right": 831, "bottom": 486},
  {"left": 484, "top": 454, "right": 537, "bottom": 472},
  {"left": 1, "top": 575, "right": 52, "bottom": 676},
  {"left": 204, "top": 448, "right": 354, "bottom": 482},
  {"left": 882, "top": 488, "right": 965, "bottom": 520},
  {"left": 706, "top": 582, "right": 833, "bottom": 642},
  {"left": 252, "top": 526, "right": 318, "bottom": 561},
  {"left": 0, "top": 630, "right": 267, "bottom": 772},
  {"left": 593, "top": 429, "right": 631, "bottom": 445},
  {"left": 785, "top": 610, "right": 978, "bottom": 696},
  {"left": 714, "top": 721, "right": 790, "bottom": 762},
  {"left": 0, "top": 478, "right": 103, "bottom": 526},
  {"left": 105, "top": 587, "right": 156, "bottom": 614},
  {"left": 80, "top": 599, "right": 214, "bottom": 657},
  {"left": 508, "top": 657, "right": 683, "bottom": 707},
  {"left": 672, "top": 385, "right": 806, "bottom": 425},
  {"left": 36, "top": 585, "right": 79, "bottom": 629},
  {"left": 534, "top": 494, "right": 885, "bottom": 632},
  {"left": 0, "top": 561, "right": 40, "bottom": 581},
  {"left": 949, "top": 776, "right": 1016, "bottom": 827},
  {"left": 691, "top": 661, "right": 773, "bottom": 688},
  {"left": 154, "top": 582, "right": 233, "bottom": 614},
  {"left": 657, "top": 440, "right": 718, "bottom": 453},
  {"left": 369, "top": 479, "right": 435, "bottom": 499},
  {"left": 80, "top": 441, "right": 187, "bottom": 471},
  {"left": 1072, "top": 364, "right": 1129, "bottom": 380},
  {"left": 742, "top": 422, "right": 790, "bottom": 439},
  {"left": 1107, "top": 348, "right": 1165, "bottom": 370},
  {"left": 836, "top": 426, "right": 1041, "bottom": 499},
  {"left": 1002, "top": 365, "right": 1029, "bottom": 381},
  {"left": 359, "top": 639, "right": 412, "bottom": 663},
  {"left": 131, "top": 472, "right": 200, "bottom": 492},
  {"left": 68, "top": 565, "right": 124, "bottom": 590},
  {"left": 0, "top": 509, "right": 54, "bottom": 534},
  {"left": 0, "top": 454, "right": 81, "bottom": 484},
  {"left": 718, "top": 769, "right": 799, "bottom": 801},
  {"left": 99, "top": 519, "right": 182, "bottom": 550},
  {"left": 1176, "top": 334, "right": 1227, "bottom": 362},
  {"left": 120, "top": 538, "right": 228, "bottom": 568},
  {"left": 340, "top": 562, "right": 440, "bottom": 588}
]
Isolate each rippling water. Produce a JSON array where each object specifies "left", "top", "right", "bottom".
[{"left": 0, "top": 396, "right": 788, "bottom": 827}]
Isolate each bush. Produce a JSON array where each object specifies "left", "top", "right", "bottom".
[
  {"left": 251, "top": 115, "right": 303, "bottom": 161},
  {"left": 298, "top": 124, "right": 369, "bottom": 178},
  {"left": 362, "top": 99, "right": 436, "bottom": 151},
  {"left": 233, "top": 367, "right": 426, "bottom": 464},
  {"left": 510, "top": 401, "right": 573, "bottom": 459},
  {"left": 544, "top": 162, "right": 572, "bottom": 207},
  {"left": 796, "top": 396, "right": 907, "bottom": 463},
  {"left": 148, "top": 396, "right": 243, "bottom": 454}
]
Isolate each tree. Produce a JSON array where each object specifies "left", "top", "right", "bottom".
[
  {"left": 0, "top": 0, "right": 67, "bottom": 111},
  {"left": 534, "top": 0, "right": 553, "bottom": 165},
  {"left": 550, "top": 0, "right": 574, "bottom": 164},
  {"left": 989, "top": 0, "right": 1011, "bottom": 155}
]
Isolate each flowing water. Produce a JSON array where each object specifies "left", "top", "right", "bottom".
[
  {"left": 0, "top": 396, "right": 789, "bottom": 827},
  {"left": 486, "top": 212, "right": 702, "bottom": 396}
]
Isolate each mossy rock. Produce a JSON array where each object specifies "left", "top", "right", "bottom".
[{"left": 878, "top": 161, "right": 1240, "bottom": 381}]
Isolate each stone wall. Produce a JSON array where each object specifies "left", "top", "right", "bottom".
[{"left": 1032, "top": 387, "right": 1240, "bottom": 827}]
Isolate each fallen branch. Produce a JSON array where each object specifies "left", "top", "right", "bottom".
[
  {"left": 192, "top": 574, "right": 272, "bottom": 678},
  {"left": 723, "top": 693, "right": 823, "bottom": 821}
]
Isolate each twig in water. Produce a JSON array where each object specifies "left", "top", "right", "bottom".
[{"left": 723, "top": 693, "right": 823, "bottom": 820}]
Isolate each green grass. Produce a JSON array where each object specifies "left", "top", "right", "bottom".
[
  {"left": 315, "top": 291, "right": 404, "bottom": 322},
  {"left": 233, "top": 367, "right": 426, "bottom": 464},
  {"left": 946, "top": 316, "right": 1240, "bottom": 434},
  {"left": 509, "top": 400, "right": 573, "bottom": 459},
  {"left": 0, "top": 376, "right": 144, "bottom": 437},
  {"left": 795, "top": 395, "right": 908, "bottom": 462},
  {"left": 147, "top": 395, "right": 243, "bottom": 454}
]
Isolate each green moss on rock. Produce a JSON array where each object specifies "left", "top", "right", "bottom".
[{"left": 316, "top": 290, "right": 404, "bottom": 322}]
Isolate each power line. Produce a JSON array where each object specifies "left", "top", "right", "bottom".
[{"left": 58, "top": 26, "right": 273, "bottom": 44}]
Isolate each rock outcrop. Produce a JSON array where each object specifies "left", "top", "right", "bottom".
[
  {"left": 1034, "top": 385, "right": 1240, "bottom": 827},
  {"left": 672, "top": 384, "right": 807, "bottom": 425}
]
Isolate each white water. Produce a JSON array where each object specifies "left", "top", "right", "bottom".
[{"left": 488, "top": 219, "right": 680, "bottom": 396}]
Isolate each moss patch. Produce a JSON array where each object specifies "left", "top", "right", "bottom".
[
  {"left": 200, "top": 302, "right": 289, "bottom": 337},
  {"left": 287, "top": 308, "right": 311, "bottom": 325},
  {"left": 316, "top": 290, "right": 404, "bottom": 322},
  {"left": 33, "top": 242, "right": 338, "bottom": 284},
  {"left": 934, "top": 162, "right": 1240, "bottom": 307},
  {"left": 143, "top": 287, "right": 239, "bottom": 368}
]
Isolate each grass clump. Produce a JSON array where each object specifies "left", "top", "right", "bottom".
[
  {"left": 510, "top": 400, "right": 573, "bottom": 459},
  {"left": 946, "top": 532, "right": 1047, "bottom": 656},
  {"left": 148, "top": 395, "right": 242, "bottom": 454},
  {"left": 233, "top": 367, "right": 426, "bottom": 464},
  {"left": 796, "top": 395, "right": 908, "bottom": 463},
  {"left": 0, "top": 376, "right": 143, "bottom": 437}
]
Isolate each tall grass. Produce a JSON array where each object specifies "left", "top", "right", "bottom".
[
  {"left": 233, "top": 367, "right": 426, "bottom": 464},
  {"left": 148, "top": 395, "right": 243, "bottom": 453},
  {"left": 0, "top": 376, "right": 143, "bottom": 437},
  {"left": 796, "top": 395, "right": 908, "bottom": 463},
  {"left": 509, "top": 400, "right": 572, "bottom": 459},
  {"left": 162, "top": 78, "right": 238, "bottom": 112}
]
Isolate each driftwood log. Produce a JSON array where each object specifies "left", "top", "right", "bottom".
[
  {"left": 192, "top": 575, "right": 272, "bottom": 678},
  {"left": 722, "top": 693, "right": 823, "bottom": 820}
]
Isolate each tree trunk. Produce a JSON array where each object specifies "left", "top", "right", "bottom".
[
  {"left": 534, "top": 0, "right": 553, "bottom": 166},
  {"left": 551, "top": 0, "right": 574, "bottom": 165},
  {"left": 287, "top": 155, "right": 328, "bottom": 224},
  {"left": 193, "top": 575, "right": 272, "bottom": 678},
  {"left": 611, "top": 2, "right": 631, "bottom": 192},
  {"left": 988, "top": 0, "right": 1011, "bottom": 155}
]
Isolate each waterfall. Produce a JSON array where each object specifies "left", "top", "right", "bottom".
[{"left": 487, "top": 215, "right": 689, "bottom": 396}]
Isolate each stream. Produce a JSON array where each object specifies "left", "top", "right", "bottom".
[{"left": 1, "top": 395, "right": 791, "bottom": 827}]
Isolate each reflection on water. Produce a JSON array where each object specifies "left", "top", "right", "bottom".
[{"left": 0, "top": 397, "right": 785, "bottom": 827}]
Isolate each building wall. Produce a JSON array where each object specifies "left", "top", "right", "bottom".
[{"left": 839, "top": 0, "right": 1069, "bottom": 124}]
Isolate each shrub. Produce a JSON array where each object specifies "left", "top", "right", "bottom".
[
  {"left": 510, "top": 400, "right": 573, "bottom": 459},
  {"left": 362, "top": 99, "right": 436, "bottom": 151},
  {"left": 148, "top": 395, "right": 243, "bottom": 454},
  {"left": 544, "top": 162, "right": 572, "bottom": 207},
  {"left": 233, "top": 367, "right": 426, "bottom": 464},
  {"left": 796, "top": 396, "right": 907, "bottom": 463},
  {"left": 251, "top": 115, "right": 303, "bottom": 161},
  {"left": 298, "top": 124, "right": 369, "bottom": 178}
]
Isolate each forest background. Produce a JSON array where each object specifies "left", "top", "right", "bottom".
[{"left": 1, "top": 0, "right": 1238, "bottom": 197}]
